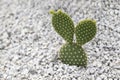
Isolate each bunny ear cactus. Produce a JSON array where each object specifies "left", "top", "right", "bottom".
[
  {"left": 50, "top": 10, "right": 97, "bottom": 67},
  {"left": 60, "top": 43, "right": 87, "bottom": 66},
  {"left": 75, "top": 19, "right": 96, "bottom": 45},
  {"left": 50, "top": 10, "right": 74, "bottom": 43}
]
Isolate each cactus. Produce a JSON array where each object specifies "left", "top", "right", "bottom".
[
  {"left": 50, "top": 10, "right": 97, "bottom": 67},
  {"left": 75, "top": 19, "right": 96, "bottom": 45},
  {"left": 60, "top": 43, "right": 87, "bottom": 66},
  {"left": 50, "top": 10, "right": 74, "bottom": 43}
]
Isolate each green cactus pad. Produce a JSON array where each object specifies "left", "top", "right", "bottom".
[
  {"left": 50, "top": 10, "right": 74, "bottom": 43},
  {"left": 59, "top": 43, "right": 87, "bottom": 67},
  {"left": 75, "top": 19, "right": 97, "bottom": 45}
]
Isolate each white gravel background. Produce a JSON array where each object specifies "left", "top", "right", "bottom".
[{"left": 0, "top": 0, "right": 120, "bottom": 80}]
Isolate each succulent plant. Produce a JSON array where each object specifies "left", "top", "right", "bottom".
[
  {"left": 50, "top": 9, "right": 97, "bottom": 67},
  {"left": 50, "top": 10, "right": 74, "bottom": 43}
]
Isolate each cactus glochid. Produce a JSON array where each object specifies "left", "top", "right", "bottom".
[{"left": 50, "top": 10, "right": 97, "bottom": 67}]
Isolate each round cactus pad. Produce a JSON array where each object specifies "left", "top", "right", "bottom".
[{"left": 60, "top": 43, "right": 87, "bottom": 67}]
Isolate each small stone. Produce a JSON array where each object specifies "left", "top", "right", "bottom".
[
  {"left": 0, "top": 74, "right": 3, "bottom": 78},
  {"left": 100, "top": 74, "right": 107, "bottom": 79},
  {"left": 89, "top": 68, "right": 96, "bottom": 74},
  {"left": 113, "top": 65, "right": 120, "bottom": 70},
  {"left": 96, "top": 77, "right": 101, "bottom": 80},
  {"left": 93, "top": 61, "right": 102, "bottom": 67},
  {"left": 29, "top": 70, "right": 38, "bottom": 75}
]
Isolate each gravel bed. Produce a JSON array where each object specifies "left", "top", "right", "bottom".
[{"left": 0, "top": 0, "right": 120, "bottom": 80}]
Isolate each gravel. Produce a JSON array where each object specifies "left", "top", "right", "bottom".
[{"left": 0, "top": 0, "right": 120, "bottom": 80}]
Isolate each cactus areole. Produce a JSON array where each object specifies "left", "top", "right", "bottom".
[{"left": 50, "top": 10, "right": 97, "bottom": 67}]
